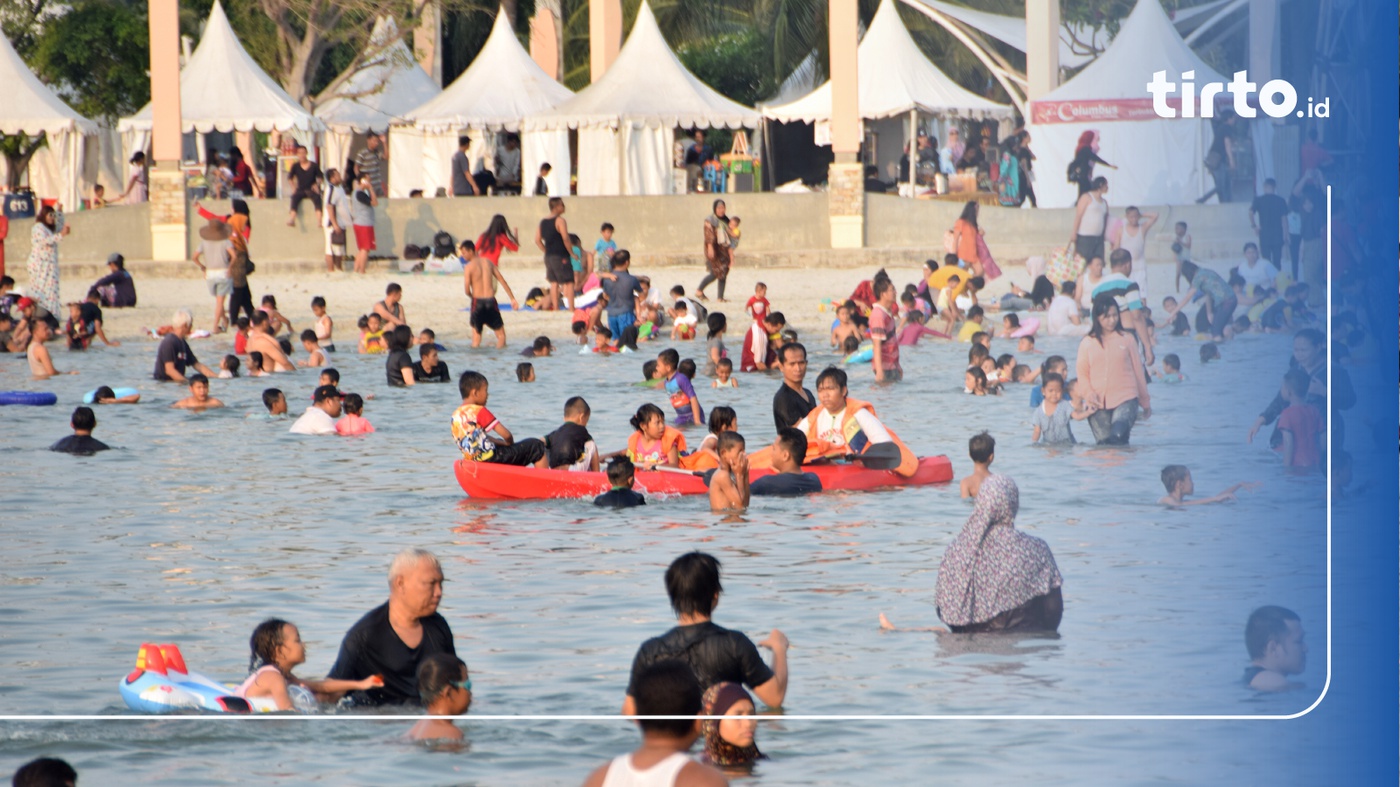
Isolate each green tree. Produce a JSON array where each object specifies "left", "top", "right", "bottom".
[{"left": 29, "top": 0, "right": 150, "bottom": 122}]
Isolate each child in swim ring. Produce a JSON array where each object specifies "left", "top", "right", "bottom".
[
  {"left": 237, "top": 618, "right": 381, "bottom": 711},
  {"left": 407, "top": 653, "right": 472, "bottom": 743}
]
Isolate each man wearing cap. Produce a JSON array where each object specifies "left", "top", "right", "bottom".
[
  {"left": 91, "top": 254, "right": 137, "bottom": 308},
  {"left": 290, "top": 385, "right": 343, "bottom": 435},
  {"left": 16, "top": 296, "right": 59, "bottom": 334}
]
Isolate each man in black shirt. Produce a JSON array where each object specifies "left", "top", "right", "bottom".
[
  {"left": 327, "top": 548, "right": 456, "bottom": 706},
  {"left": 772, "top": 342, "right": 816, "bottom": 432},
  {"left": 412, "top": 344, "right": 451, "bottom": 383},
  {"left": 750, "top": 428, "right": 822, "bottom": 496},
  {"left": 1249, "top": 178, "right": 1289, "bottom": 270},
  {"left": 286, "top": 144, "right": 323, "bottom": 226},
  {"left": 51, "top": 406, "right": 109, "bottom": 455},
  {"left": 622, "top": 552, "right": 788, "bottom": 715}
]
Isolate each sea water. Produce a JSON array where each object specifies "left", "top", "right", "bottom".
[{"left": 0, "top": 326, "right": 1336, "bottom": 783}]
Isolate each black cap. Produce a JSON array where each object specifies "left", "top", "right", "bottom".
[{"left": 313, "top": 385, "right": 343, "bottom": 403}]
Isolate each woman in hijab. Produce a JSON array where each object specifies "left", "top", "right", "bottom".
[
  {"left": 699, "top": 682, "right": 763, "bottom": 771},
  {"left": 934, "top": 475, "right": 1064, "bottom": 633},
  {"left": 1067, "top": 130, "right": 1116, "bottom": 196},
  {"left": 697, "top": 199, "right": 732, "bottom": 302}
]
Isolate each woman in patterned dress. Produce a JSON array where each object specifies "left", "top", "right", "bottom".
[{"left": 27, "top": 204, "right": 69, "bottom": 316}]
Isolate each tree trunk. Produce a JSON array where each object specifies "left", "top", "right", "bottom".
[{"left": 2, "top": 136, "right": 46, "bottom": 191}]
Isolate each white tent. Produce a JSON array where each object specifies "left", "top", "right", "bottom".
[
  {"left": 900, "top": 0, "right": 1230, "bottom": 69},
  {"left": 1026, "top": 0, "right": 1227, "bottom": 207},
  {"left": 0, "top": 29, "right": 99, "bottom": 209},
  {"left": 316, "top": 17, "right": 441, "bottom": 175},
  {"left": 392, "top": 9, "right": 573, "bottom": 198},
  {"left": 119, "top": 1, "right": 323, "bottom": 139},
  {"left": 762, "top": 0, "right": 1010, "bottom": 123},
  {"left": 527, "top": 0, "right": 760, "bottom": 196}
]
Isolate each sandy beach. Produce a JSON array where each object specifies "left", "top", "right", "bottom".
[{"left": 29, "top": 257, "right": 1185, "bottom": 345}]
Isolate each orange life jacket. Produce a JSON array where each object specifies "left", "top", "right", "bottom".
[{"left": 800, "top": 398, "right": 918, "bottom": 477}]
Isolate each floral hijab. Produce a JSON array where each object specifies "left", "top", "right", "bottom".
[
  {"left": 700, "top": 682, "right": 762, "bottom": 767},
  {"left": 934, "top": 475, "right": 1063, "bottom": 627}
]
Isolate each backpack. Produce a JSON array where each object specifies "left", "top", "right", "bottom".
[
  {"left": 431, "top": 230, "right": 455, "bottom": 259},
  {"left": 1066, "top": 157, "right": 1089, "bottom": 185}
]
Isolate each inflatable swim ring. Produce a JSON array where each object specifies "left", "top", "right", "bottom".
[
  {"left": 118, "top": 643, "right": 319, "bottom": 714},
  {"left": 83, "top": 387, "right": 139, "bottom": 404},
  {"left": 844, "top": 347, "right": 874, "bottom": 364},
  {"left": 0, "top": 391, "right": 57, "bottom": 406},
  {"left": 1010, "top": 317, "right": 1040, "bottom": 338}
]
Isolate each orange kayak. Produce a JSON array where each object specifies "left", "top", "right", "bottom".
[{"left": 454, "top": 456, "right": 954, "bottom": 500}]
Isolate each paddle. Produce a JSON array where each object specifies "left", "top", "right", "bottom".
[
  {"left": 827, "top": 442, "right": 902, "bottom": 471},
  {"left": 648, "top": 465, "right": 704, "bottom": 477}
]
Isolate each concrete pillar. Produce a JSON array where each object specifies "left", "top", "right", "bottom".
[
  {"left": 530, "top": 2, "right": 562, "bottom": 81},
  {"left": 416, "top": 0, "right": 442, "bottom": 86},
  {"left": 589, "top": 0, "right": 622, "bottom": 82},
  {"left": 148, "top": 0, "right": 186, "bottom": 261},
  {"left": 1248, "top": 0, "right": 1277, "bottom": 82},
  {"left": 1025, "top": 0, "right": 1059, "bottom": 100},
  {"left": 827, "top": 0, "right": 862, "bottom": 249}
]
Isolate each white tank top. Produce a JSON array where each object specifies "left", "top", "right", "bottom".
[
  {"left": 1079, "top": 193, "right": 1108, "bottom": 236},
  {"left": 1119, "top": 224, "right": 1149, "bottom": 300},
  {"left": 600, "top": 752, "right": 692, "bottom": 787}
]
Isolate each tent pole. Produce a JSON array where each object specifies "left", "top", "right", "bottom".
[{"left": 908, "top": 109, "right": 917, "bottom": 196}]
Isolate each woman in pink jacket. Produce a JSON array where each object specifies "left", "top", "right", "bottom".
[{"left": 1075, "top": 294, "right": 1151, "bottom": 444}]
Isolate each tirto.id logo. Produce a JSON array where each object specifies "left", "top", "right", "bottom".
[{"left": 1147, "top": 70, "right": 1329, "bottom": 119}]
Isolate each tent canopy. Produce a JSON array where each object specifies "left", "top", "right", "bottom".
[
  {"left": 762, "top": 0, "right": 1011, "bottom": 124},
  {"left": 0, "top": 28, "right": 97, "bottom": 136},
  {"left": 901, "top": 0, "right": 1230, "bottom": 70},
  {"left": 1026, "top": 0, "right": 1226, "bottom": 208},
  {"left": 402, "top": 9, "right": 572, "bottom": 133},
  {"left": 528, "top": 0, "right": 760, "bottom": 131},
  {"left": 119, "top": 0, "right": 323, "bottom": 133},
  {"left": 1034, "top": 0, "right": 1226, "bottom": 103},
  {"left": 315, "top": 17, "right": 441, "bottom": 133}
]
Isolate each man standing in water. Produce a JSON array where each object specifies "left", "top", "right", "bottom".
[
  {"left": 328, "top": 548, "right": 456, "bottom": 706},
  {"left": 462, "top": 239, "right": 519, "bottom": 349},
  {"left": 622, "top": 552, "right": 789, "bottom": 715},
  {"left": 535, "top": 197, "right": 573, "bottom": 311},
  {"left": 771, "top": 342, "right": 816, "bottom": 431}
]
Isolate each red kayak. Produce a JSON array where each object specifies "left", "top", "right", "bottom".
[{"left": 454, "top": 456, "right": 954, "bottom": 501}]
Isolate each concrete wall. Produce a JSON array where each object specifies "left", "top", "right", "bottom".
[
  {"left": 865, "top": 195, "right": 1256, "bottom": 263},
  {"left": 190, "top": 193, "right": 831, "bottom": 264},
  {"left": 5, "top": 204, "right": 152, "bottom": 268}
]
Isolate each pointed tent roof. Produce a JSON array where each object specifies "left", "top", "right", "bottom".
[
  {"left": 402, "top": 9, "right": 572, "bottom": 132},
  {"left": 528, "top": 0, "right": 760, "bottom": 131},
  {"left": 0, "top": 28, "right": 97, "bottom": 136},
  {"left": 315, "top": 17, "right": 442, "bottom": 133},
  {"left": 1037, "top": 0, "right": 1226, "bottom": 102},
  {"left": 762, "top": 0, "right": 1010, "bottom": 123},
  {"left": 119, "top": 0, "right": 323, "bottom": 133}
]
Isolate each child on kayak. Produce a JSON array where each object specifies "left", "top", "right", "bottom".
[
  {"left": 657, "top": 348, "right": 704, "bottom": 426},
  {"left": 546, "top": 396, "right": 599, "bottom": 471},
  {"left": 236, "top": 618, "right": 382, "bottom": 711},
  {"left": 407, "top": 653, "right": 471, "bottom": 742},
  {"left": 683, "top": 406, "right": 736, "bottom": 471},
  {"left": 625, "top": 403, "right": 685, "bottom": 469},
  {"left": 451, "top": 371, "right": 547, "bottom": 466},
  {"left": 594, "top": 457, "right": 647, "bottom": 508},
  {"left": 959, "top": 432, "right": 995, "bottom": 498}
]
